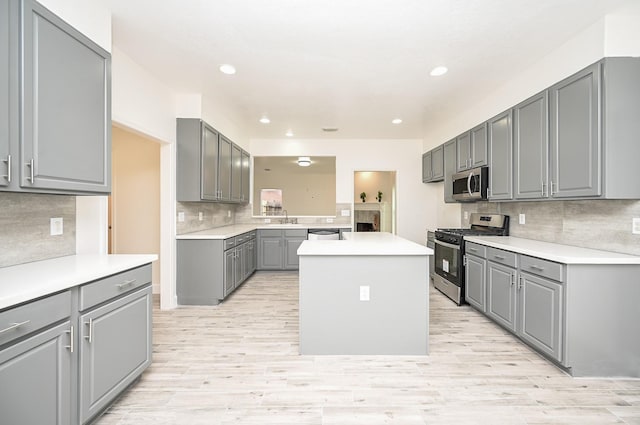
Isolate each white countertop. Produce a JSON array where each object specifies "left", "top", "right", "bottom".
[
  {"left": 298, "top": 232, "right": 432, "bottom": 256},
  {"left": 464, "top": 236, "right": 640, "bottom": 265},
  {"left": 176, "top": 223, "right": 351, "bottom": 240},
  {"left": 0, "top": 254, "right": 158, "bottom": 310}
]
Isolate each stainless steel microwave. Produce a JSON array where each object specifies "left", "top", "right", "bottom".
[{"left": 452, "top": 166, "right": 489, "bottom": 201}]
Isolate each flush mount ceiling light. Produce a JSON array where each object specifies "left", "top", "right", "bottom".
[
  {"left": 259, "top": 116, "right": 270, "bottom": 124},
  {"left": 219, "top": 64, "right": 236, "bottom": 75},
  {"left": 297, "top": 156, "right": 311, "bottom": 167},
  {"left": 430, "top": 66, "right": 448, "bottom": 77},
  {"left": 392, "top": 118, "right": 403, "bottom": 124},
  {"left": 322, "top": 127, "right": 339, "bottom": 132},
  {"left": 285, "top": 130, "right": 294, "bottom": 137}
]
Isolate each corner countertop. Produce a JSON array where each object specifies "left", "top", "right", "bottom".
[
  {"left": 464, "top": 236, "right": 640, "bottom": 265},
  {"left": 0, "top": 254, "right": 158, "bottom": 310},
  {"left": 297, "top": 232, "right": 432, "bottom": 256},
  {"left": 176, "top": 223, "right": 352, "bottom": 240}
]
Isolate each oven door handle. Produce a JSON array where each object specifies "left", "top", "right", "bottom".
[{"left": 435, "top": 239, "right": 460, "bottom": 250}]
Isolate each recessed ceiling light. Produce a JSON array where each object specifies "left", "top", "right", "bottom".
[
  {"left": 219, "top": 64, "right": 236, "bottom": 75},
  {"left": 392, "top": 118, "right": 403, "bottom": 124},
  {"left": 259, "top": 116, "right": 270, "bottom": 124},
  {"left": 285, "top": 130, "right": 294, "bottom": 137},
  {"left": 297, "top": 157, "right": 311, "bottom": 167},
  {"left": 430, "top": 66, "right": 448, "bottom": 77}
]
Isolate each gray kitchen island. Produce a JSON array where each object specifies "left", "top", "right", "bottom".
[{"left": 297, "top": 232, "right": 431, "bottom": 355}]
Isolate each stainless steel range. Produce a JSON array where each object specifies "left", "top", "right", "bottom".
[{"left": 433, "top": 213, "right": 509, "bottom": 305}]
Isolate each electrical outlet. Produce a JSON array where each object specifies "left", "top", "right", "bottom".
[
  {"left": 519, "top": 214, "right": 526, "bottom": 225},
  {"left": 359, "top": 285, "right": 370, "bottom": 301},
  {"left": 633, "top": 218, "right": 640, "bottom": 235},
  {"left": 463, "top": 211, "right": 469, "bottom": 220},
  {"left": 326, "top": 217, "right": 334, "bottom": 223},
  {"left": 341, "top": 209, "right": 350, "bottom": 217},
  {"left": 50, "top": 217, "right": 63, "bottom": 236},
  {"left": 198, "top": 212, "right": 203, "bottom": 221},
  {"left": 264, "top": 218, "right": 271, "bottom": 224},
  {"left": 227, "top": 210, "right": 231, "bottom": 218},
  {"left": 178, "top": 212, "right": 185, "bottom": 222}
]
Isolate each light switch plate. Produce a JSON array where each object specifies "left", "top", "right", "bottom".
[
  {"left": 198, "top": 212, "right": 203, "bottom": 221},
  {"left": 178, "top": 212, "right": 185, "bottom": 222},
  {"left": 633, "top": 217, "right": 640, "bottom": 234},
  {"left": 264, "top": 218, "right": 271, "bottom": 224},
  {"left": 519, "top": 214, "right": 526, "bottom": 225},
  {"left": 359, "top": 285, "right": 370, "bottom": 301},
  {"left": 326, "top": 217, "right": 334, "bottom": 223},
  {"left": 50, "top": 217, "right": 63, "bottom": 236}
]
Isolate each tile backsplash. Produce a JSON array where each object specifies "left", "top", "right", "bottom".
[
  {"left": 176, "top": 202, "right": 235, "bottom": 234},
  {"left": 462, "top": 199, "right": 640, "bottom": 256},
  {"left": 0, "top": 193, "right": 76, "bottom": 267}
]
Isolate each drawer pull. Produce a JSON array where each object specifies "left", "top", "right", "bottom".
[
  {"left": 0, "top": 320, "right": 30, "bottom": 335},
  {"left": 84, "top": 318, "right": 93, "bottom": 343},
  {"left": 467, "top": 247, "right": 477, "bottom": 252},
  {"left": 494, "top": 255, "right": 506, "bottom": 260},
  {"left": 529, "top": 265, "right": 545, "bottom": 271},
  {"left": 116, "top": 279, "right": 136, "bottom": 289}
]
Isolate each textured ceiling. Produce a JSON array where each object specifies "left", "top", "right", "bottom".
[{"left": 101, "top": 0, "right": 626, "bottom": 139}]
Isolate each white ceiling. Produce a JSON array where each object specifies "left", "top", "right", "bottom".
[{"left": 101, "top": 0, "right": 626, "bottom": 139}]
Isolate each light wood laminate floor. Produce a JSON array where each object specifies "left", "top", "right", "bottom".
[{"left": 96, "top": 271, "right": 640, "bottom": 425}]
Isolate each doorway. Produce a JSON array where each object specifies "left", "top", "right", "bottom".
[
  {"left": 109, "top": 125, "right": 161, "bottom": 293},
  {"left": 353, "top": 171, "right": 397, "bottom": 233}
]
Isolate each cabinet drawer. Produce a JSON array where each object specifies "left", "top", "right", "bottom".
[
  {"left": 285, "top": 229, "right": 307, "bottom": 238},
  {"left": 487, "top": 247, "right": 517, "bottom": 268},
  {"left": 0, "top": 291, "right": 71, "bottom": 347},
  {"left": 465, "top": 242, "right": 486, "bottom": 258},
  {"left": 79, "top": 265, "right": 152, "bottom": 311},
  {"left": 245, "top": 231, "right": 256, "bottom": 240},
  {"left": 259, "top": 229, "right": 282, "bottom": 238},
  {"left": 224, "top": 237, "right": 236, "bottom": 250},
  {"left": 520, "top": 255, "right": 564, "bottom": 282}
]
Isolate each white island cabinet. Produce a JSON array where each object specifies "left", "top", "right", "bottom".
[{"left": 297, "top": 232, "right": 431, "bottom": 355}]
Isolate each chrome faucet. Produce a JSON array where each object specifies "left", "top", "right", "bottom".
[{"left": 281, "top": 210, "right": 288, "bottom": 224}]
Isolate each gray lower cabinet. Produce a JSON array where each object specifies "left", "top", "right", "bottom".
[
  {"left": 177, "top": 232, "right": 256, "bottom": 305},
  {"left": 78, "top": 285, "right": 152, "bottom": 424},
  {"left": 487, "top": 110, "right": 513, "bottom": 200},
  {"left": 0, "top": 290, "right": 72, "bottom": 425},
  {"left": 514, "top": 91, "right": 549, "bottom": 199},
  {"left": 518, "top": 272, "right": 562, "bottom": 361},
  {"left": 1, "top": 0, "right": 111, "bottom": 195},
  {"left": 486, "top": 260, "right": 517, "bottom": 332},
  {"left": 443, "top": 139, "right": 456, "bottom": 203},
  {"left": 258, "top": 229, "right": 307, "bottom": 270},
  {"left": 464, "top": 253, "right": 486, "bottom": 311}
]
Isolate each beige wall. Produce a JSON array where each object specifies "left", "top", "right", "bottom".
[
  {"left": 354, "top": 171, "right": 395, "bottom": 204},
  {"left": 111, "top": 126, "right": 161, "bottom": 290}
]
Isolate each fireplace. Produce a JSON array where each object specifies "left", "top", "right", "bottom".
[{"left": 354, "top": 209, "right": 380, "bottom": 232}]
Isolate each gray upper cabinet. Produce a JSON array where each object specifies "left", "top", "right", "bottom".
[
  {"left": 177, "top": 118, "right": 250, "bottom": 203},
  {"left": 218, "top": 135, "right": 232, "bottom": 202},
  {"left": 230, "top": 143, "right": 242, "bottom": 202},
  {"left": 421, "top": 150, "right": 432, "bottom": 182},
  {"left": 422, "top": 145, "right": 444, "bottom": 183},
  {"left": 241, "top": 150, "right": 250, "bottom": 203},
  {"left": 549, "top": 63, "right": 601, "bottom": 198},
  {"left": 0, "top": 0, "right": 11, "bottom": 188},
  {"left": 431, "top": 145, "right": 444, "bottom": 181},
  {"left": 20, "top": 0, "right": 111, "bottom": 194},
  {"left": 443, "top": 139, "right": 456, "bottom": 203},
  {"left": 456, "top": 131, "right": 471, "bottom": 171},
  {"left": 470, "top": 123, "right": 488, "bottom": 168},
  {"left": 487, "top": 110, "right": 513, "bottom": 200},
  {"left": 456, "top": 124, "right": 487, "bottom": 172},
  {"left": 201, "top": 123, "right": 220, "bottom": 200},
  {"left": 514, "top": 91, "right": 549, "bottom": 199}
]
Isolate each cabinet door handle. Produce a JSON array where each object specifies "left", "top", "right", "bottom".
[
  {"left": 511, "top": 273, "right": 515, "bottom": 286},
  {"left": 65, "top": 325, "right": 74, "bottom": 353},
  {"left": 0, "top": 320, "right": 30, "bottom": 335},
  {"left": 116, "top": 279, "right": 136, "bottom": 289},
  {"left": 519, "top": 276, "right": 524, "bottom": 290},
  {"left": 84, "top": 318, "right": 93, "bottom": 343},
  {"left": 26, "top": 158, "right": 34, "bottom": 183},
  {"left": 541, "top": 181, "right": 545, "bottom": 197},
  {"left": 550, "top": 180, "right": 554, "bottom": 196},
  {"left": 2, "top": 155, "right": 10, "bottom": 183}
]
